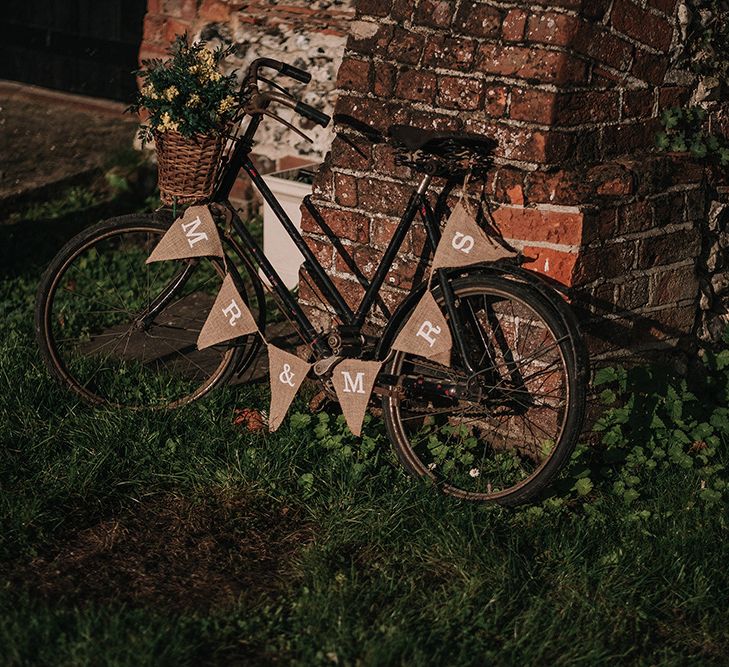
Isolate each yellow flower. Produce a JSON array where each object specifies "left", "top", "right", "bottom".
[
  {"left": 163, "top": 86, "right": 179, "bottom": 101},
  {"left": 186, "top": 93, "right": 201, "bottom": 107},
  {"left": 188, "top": 60, "right": 218, "bottom": 83},
  {"left": 143, "top": 84, "right": 158, "bottom": 99},
  {"left": 198, "top": 49, "right": 215, "bottom": 67},
  {"left": 157, "top": 112, "right": 179, "bottom": 133},
  {"left": 218, "top": 95, "right": 236, "bottom": 114}
]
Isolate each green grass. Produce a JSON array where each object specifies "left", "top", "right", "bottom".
[{"left": 1, "top": 216, "right": 729, "bottom": 666}]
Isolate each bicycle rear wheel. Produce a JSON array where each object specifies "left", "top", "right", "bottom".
[
  {"left": 35, "top": 214, "right": 262, "bottom": 409},
  {"left": 381, "top": 274, "right": 586, "bottom": 506}
]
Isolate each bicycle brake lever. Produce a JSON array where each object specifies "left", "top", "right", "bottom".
[
  {"left": 258, "top": 109, "right": 313, "bottom": 143},
  {"left": 258, "top": 75, "right": 296, "bottom": 99}
]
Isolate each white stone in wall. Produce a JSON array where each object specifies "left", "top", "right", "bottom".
[{"left": 193, "top": 2, "right": 352, "bottom": 163}]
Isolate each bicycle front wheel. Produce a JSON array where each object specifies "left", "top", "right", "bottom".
[
  {"left": 381, "top": 274, "right": 586, "bottom": 506},
  {"left": 35, "top": 214, "right": 261, "bottom": 409}
]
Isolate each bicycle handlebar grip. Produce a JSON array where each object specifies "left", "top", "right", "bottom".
[
  {"left": 294, "top": 101, "right": 331, "bottom": 127},
  {"left": 279, "top": 62, "right": 311, "bottom": 84}
]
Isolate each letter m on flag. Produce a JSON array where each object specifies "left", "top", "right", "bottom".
[{"left": 181, "top": 217, "right": 209, "bottom": 248}]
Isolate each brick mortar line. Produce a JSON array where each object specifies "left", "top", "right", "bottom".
[
  {"left": 303, "top": 230, "right": 357, "bottom": 248},
  {"left": 486, "top": 156, "right": 545, "bottom": 171},
  {"left": 303, "top": 231, "right": 579, "bottom": 268},
  {"left": 643, "top": 183, "right": 705, "bottom": 197},
  {"left": 503, "top": 238, "right": 580, "bottom": 252},
  {"left": 497, "top": 202, "right": 583, "bottom": 213},
  {"left": 310, "top": 194, "right": 588, "bottom": 229},
  {"left": 575, "top": 258, "right": 696, "bottom": 288},
  {"left": 583, "top": 308, "right": 693, "bottom": 329},
  {"left": 590, "top": 341, "right": 680, "bottom": 360},
  {"left": 591, "top": 296, "right": 697, "bottom": 321},
  {"left": 590, "top": 271, "right": 696, "bottom": 293},
  {"left": 339, "top": 91, "right": 662, "bottom": 133},
  {"left": 354, "top": 55, "right": 657, "bottom": 96},
  {"left": 309, "top": 197, "right": 414, "bottom": 222},
  {"left": 588, "top": 62, "right": 645, "bottom": 89},
  {"left": 601, "top": 220, "right": 696, "bottom": 243},
  {"left": 357, "top": 5, "right": 582, "bottom": 31},
  {"left": 326, "top": 164, "right": 704, "bottom": 214},
  {"left": 328, "top": 167, "right": 420, "bottom": 187},
  {"left": 298, "top": 299, "right": 336, "bottom": 315},
  {"left": 625, "top": 0, "right": 680, "bottom": 21},
  {"left": 637, "top": 0, "right": 681, "bottom": 20},
  {"left": 354, "top": 8, "right": 668, "bottom": 57}
]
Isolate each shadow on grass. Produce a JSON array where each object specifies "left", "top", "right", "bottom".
[{"left": 6, "top": 490, "right": 312, "bottom": 612}]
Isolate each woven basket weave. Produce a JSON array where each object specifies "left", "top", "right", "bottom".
[{"left": 155, "top": 130, "right": 227, "bottom": 205}]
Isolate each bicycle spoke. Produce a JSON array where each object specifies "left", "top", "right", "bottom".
[
  {"left": 41, "top": 222, "right": 242, "bottom": 408},
  {"left": 384, "top": 276, "right": 582, "bottom": 504}
]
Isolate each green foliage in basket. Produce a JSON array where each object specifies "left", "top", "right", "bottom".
[{"left": 128, "top": 34, "right": 239, "bottom": 145}]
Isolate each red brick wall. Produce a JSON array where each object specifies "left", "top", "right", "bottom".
[{"left": 300, "top": 0, "right": 705, "bottom": 360}]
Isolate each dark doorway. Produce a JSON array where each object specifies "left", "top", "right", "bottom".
[{"left": 0, "top": 0, "right": 147, "bottom": 102}]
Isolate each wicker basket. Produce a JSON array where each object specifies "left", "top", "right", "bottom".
[{"left": 155, "top": 130, "right": 227, "bottom": 205}]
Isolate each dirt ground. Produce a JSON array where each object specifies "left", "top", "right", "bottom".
[
  {"left": 0, "top": 85, "right": 137, "bottom": 202},
  {"left": 8, "top": 492, "right": 312, "bottom": 611}
]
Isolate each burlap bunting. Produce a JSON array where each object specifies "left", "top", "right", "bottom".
[
  {"left": 197, "top": 273, "right": 258, "bottom": 349},
  {"left": 331, "top": 359, "right": 383, "bottom": 437},
  {"left": 146, "top": 205, "right": 224, "bottom": 263},
  {"left": 392, "top": 290, "right": 452, "bottom": 366},
  {"left": 431, "top": 201, "right": 515, "bottom": 270},
  {"left": 267, "top": 345, "right": 312, "bottom": 432}
]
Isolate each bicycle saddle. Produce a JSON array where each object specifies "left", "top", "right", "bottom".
[
  {"left": 387, "top": 124, "right": 494, "bottom": 153},
  {"left": 333, "top": 114, "right": 496, "bottom": 177},
  {"left": 388, "top": 124, "right": 496, "bottom": 177}
]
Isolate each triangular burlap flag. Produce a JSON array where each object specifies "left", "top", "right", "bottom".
[
  {"left": 197, "top": 273, "right": 258, "bottom": 349},
  {"left": 431, "top": 201, "right": 516, "bottom": 270},
  {"left": 331, "top": 359, "right": 383, "bottom": 437},
  {"left": 268, "top": 345, "right": 312, "bottom": 432},
  {"left": 392, "top": 291, "right": 452, "bottom": 366},
  {"left": 146, "top": 205, "right": 224, "bottom": 263}
]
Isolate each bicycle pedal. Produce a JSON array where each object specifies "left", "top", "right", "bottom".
[{"left": 313, "top": 355, "right": 342, "bottom": 376}]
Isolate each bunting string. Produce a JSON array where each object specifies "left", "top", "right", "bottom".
[{"left": 143, "top": 194, "right": 517, "bottom": 434}]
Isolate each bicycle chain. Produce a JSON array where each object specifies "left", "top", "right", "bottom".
[{"left": 386, "top": 357, "right": 496, "bottom": 417}]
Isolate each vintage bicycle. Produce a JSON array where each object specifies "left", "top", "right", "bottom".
[{"left": 35, "top": 57, "right": 588, "bottom": 505}]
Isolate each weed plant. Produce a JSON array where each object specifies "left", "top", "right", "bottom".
[{"left": 1, "top": 207, "right": 728, "bottom": 665}]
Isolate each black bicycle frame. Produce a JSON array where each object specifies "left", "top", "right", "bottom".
[{"left": 214, "top": 112, "right": 477, "bottom": 368}]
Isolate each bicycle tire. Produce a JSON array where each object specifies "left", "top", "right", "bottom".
[
  {"left": 35, "top": 213, "right": 262, "bottom": 409},
  {"left": 381, "top": 273, "right": 587, "bottom": 506}
]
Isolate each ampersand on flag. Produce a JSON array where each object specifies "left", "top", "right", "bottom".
[{"left": 268, "top": 345, "right": 312, "bottom": 431}]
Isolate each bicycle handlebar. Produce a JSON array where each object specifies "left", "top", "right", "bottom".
[
  {"left": 294, "top": 100, "right": 331, "bottom": 127},
  {"left": 242, "top": 57, "right": 330, "bottom": 129},
  {"left": 280, "top": 62, "right": 311, "bottom": 84},
  {"left": 247, "top": 57, "right": 312, "bottom": 84}
]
